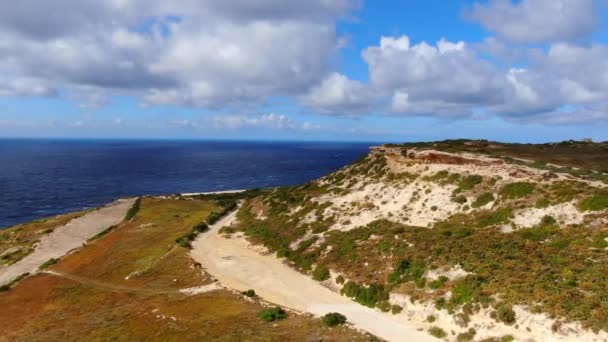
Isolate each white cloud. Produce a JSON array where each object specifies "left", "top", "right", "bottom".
[
  {"left": 363, "top": 36, "right": 504, "bottom": 117},
  {"left": 467, "top": 0, "right": 598, "bottom": 43},
  {"left": 0, "top": 0, "right": 358, "bottom": 108},
  {"left": 300, "top": 72, "right": 373, "bottom": 115},
  {"left": 209, "top": 113, "right": 319, "bottom": 131}
]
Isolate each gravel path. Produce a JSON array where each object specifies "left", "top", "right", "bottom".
[
  {"left": 0, "top": 198, "right": 136, "bottom": 286},
  {"left": 190, "top": 206, "right": 434, "bottom": 342}
]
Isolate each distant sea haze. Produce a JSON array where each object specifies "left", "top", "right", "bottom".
[{"left": 0, "top": 139, "right": 373, "bottom": 228}]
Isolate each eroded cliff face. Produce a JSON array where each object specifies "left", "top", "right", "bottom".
[{"left": 234, "top": 143, "right": 608, "bottom": 341}]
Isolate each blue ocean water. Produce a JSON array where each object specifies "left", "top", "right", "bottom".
[{"left": 0, "top": 139, "right": 374, "bottom": 229}]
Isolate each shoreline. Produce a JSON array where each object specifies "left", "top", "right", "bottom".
[{"left": 181, "top": 189, "right": 247, "bottom": 196}]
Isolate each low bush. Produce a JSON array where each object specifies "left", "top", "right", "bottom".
[
  {"left": 493, "top": 304, "right": 516, "bottom": 325},
  {"left": 457, "top": 328, "right": 477, "bottom": 342},
  {"left": 377, "top": 301, "right": 391, "bottom": 312},
  {"left": 500, "top": 182, "right": 535, "bottom": 199},
  {"left": 321, "top": 312, "right": 347, "bottom": 327},
  {"left": 429, "top": 275, "right": 449, "bottom": 289},
  {"left": 476, "top": 208, "right": 512, "bottom": 228},
  {"left": 453, "top": 195, "right": 467, "bottom": 204},
  {"left": 242, "top": 289, "right": 256, "bottom": 298},
  {"left": 124, "top": 197, "right": 141, "bottom": 221},
  {"left": 580, "top": 194, "right": 608, "bottom": 211},
  {"left": 257, "top": 307, "right": 287, "bottom": 322},
  {"left": 312, "top": 264, "right": 330, "bottom": 281},
  {"left": 0, "top": 285, "right": 9, "bottom": 292},
  {"left": 39, "top": 258, "right": 57, "bottom": 270},
  {"left": 473, "top": 193, "right": 495, "bottom": 208},
  {"left": 335, "top": 275, "right": 345, "bottom": 284},
  {"left": 429, "top": 326, "right": 447, "bottom": 338},
  {"left": 459, "top": 175, "right": 483, "bottom": 191},
  {"left": 340, "top": 281, "right": 388, "bottom": 308},
  {"left": 391, "top": 305, "right": 403, "bottom": 315},
  {"left": 176, "top": 222, "right": 209, "bottom": 249},
  {"left": 387, "top": 259, "right": 425, "bottom": 284}
]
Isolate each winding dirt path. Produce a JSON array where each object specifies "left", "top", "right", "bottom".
[
  {"left": 190, "top": 207, "right": 434, "bottom": 342},
  {"left": 0, "top": 198, "right": 136, "bottom": 286}
]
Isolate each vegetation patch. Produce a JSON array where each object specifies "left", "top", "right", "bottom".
[
  {"left": 258, "top": 307, "right": 288, "bottom": 322},
  {"left": 428, "top": 326, "right": 447, "bottom": 338},
  {"left": 124, "top": 197, "right": 141, "bottom": 221},
  {"left": 312, "top": 264, "right": 330, "bottom": 281},
  {"left": 340, "top": 281, "right": 389, "bottom": 308},
  {"left": 458, "top": 175, "right": 483, "bottom": 191},
  {"left": 580, "top": 194, "right": 608, "bottom": 211},
  {"left": 500, "top": 182, "right": 535, "bottom": 199},
  {"left": 473, "top": 193, "right": 495, "bottom": 208},
  {"left": 387, "top": 259, "right": 425, "bottom": 284},
  {"left": 321, "top": 312, "right": 347, "bottom": 327},
  {"left": 39, "top": 258, "right": 57, "bottom": 270}
]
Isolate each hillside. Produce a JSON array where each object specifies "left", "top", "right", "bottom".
[
  {"left": 230, "top": 140, "right": 608, "bottom": 341},
  {"left": 2, "top": 139, "right": 608, "bottom": 341}
]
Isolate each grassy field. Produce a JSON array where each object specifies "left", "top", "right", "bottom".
[{"left": 0, "top": 197, "right": 373, "bottom": 341}]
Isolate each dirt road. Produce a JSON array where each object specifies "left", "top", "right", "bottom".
[
  {"left": 190, "top": 207, "right": 434, "bottom": 342},
  {"left": 0, "top": 198, "right": 136, "bottom": 286}
]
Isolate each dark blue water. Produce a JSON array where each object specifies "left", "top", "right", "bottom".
[{"left": 0, "top": 139, "right": 373, "bottom": 228}]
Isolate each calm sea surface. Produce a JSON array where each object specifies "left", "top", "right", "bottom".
[{"left": 0, "top": 139, "right": 374, "bottom": 228}]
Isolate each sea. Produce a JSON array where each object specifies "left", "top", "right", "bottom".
[{"left": 0, "top": 139, "right": 375, "bottom": 229}]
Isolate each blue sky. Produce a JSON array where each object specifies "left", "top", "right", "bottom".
[{"left": 1, "top": 0, "right": 607, "bottom": 142}]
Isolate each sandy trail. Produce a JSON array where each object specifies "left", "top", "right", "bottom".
[
  {"left": 0, "top": 198, "right": 135, "bottom": 286},
  {"left": 190, "top": 207, "right": 434, "bottom": 342}
]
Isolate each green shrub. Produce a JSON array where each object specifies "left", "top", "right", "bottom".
[
  {"left": 242, "top": 289, "right": 256, "bottom": 298},
  {"left": 429, "top": 276, "right": 449, "bottom": 289},
  {"left": 435, "top": 297, "right": 446, "bottom": 310},
  {"left": 387, "top": 259, "right": 425, "bottom": 284},
  {"left": 494, "top": 304, "right": 516, "bottom": 325},
  {"left": 476, "top": 208, "right": 512, "bottom": 228},
  {"left": 0, "top": 285, "right": 9, "bottom": 292},
  {"left": 321, "top": 312, "right": 347, "bottom": 327},
  {"left": 391, "top": 305, "right": 403, "bottom": 315},
  {"left": 580, "top": 194, "right": 608, "bottom": 211},
  {"left": 473, "top": 193, "right": 495, "bottom": 208},
  {"left": 124, "top": 197, "right": 141, "bottom": 221},
  {"left": 535, "top": 197, "right": 551, "bottom": 208},
  {"left": 457, "top": 328, "right": 477, "bottom": 342},
  {"left": 341, "top": 281, "right": 388, "bottom": 308},
  {"left": 429, "top": 326, "right": 447, "bottom": 338},
  {"left": 258, "top": 307, "right": 287, "bottom": 322},
  {"left": 459, "top": 175, "right": 483, "bottom": 191},
  {"left": 541, "top": 215, "right": 557, "bottom": 225},
  {"left": 500, "top": 182, "right": 535, "bottom": 199},
  {"left": 335, "top": 275, "right": 345, "bottom": 284},
  {"left": 312, "top": 265, "right": 330, "bottom": 281},
  {"left": 39, "top": 258, "right": 57, "bottom": 270},
  {"left": 427, "top": 315, "right": 436, "bottom": 323},
  {"left": 377, "top": 300, "right": 391, "bottom": 312},
  {"left": 415, "top": 277, "right": 427, "bottom": 288},
  {"left": 453, "top": 195, "right": 467, "bottom": 204}
]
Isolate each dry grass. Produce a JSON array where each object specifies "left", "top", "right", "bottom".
[{"left": 0, "top": 197, "right": 372, "bottom": 341}]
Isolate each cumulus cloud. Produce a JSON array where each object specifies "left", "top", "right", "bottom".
[
  {"left": 299, "top": 73, "right": 373, "bottom": 115},
  {"left": 467, "top": 0, "right": 598, "bottom": 43},
  {"left": 0, "top": 0, "right": 357, "bottom": 108},
  {"left": 363, "top": 36, "right": 505, "bottom": 117}
]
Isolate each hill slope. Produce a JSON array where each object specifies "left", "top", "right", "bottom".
[{"left": 231, "top": 140, "right": 608, "bottom": 341}]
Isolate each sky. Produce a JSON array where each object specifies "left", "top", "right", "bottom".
[{"left": 1, "top": 0, "right": 608, "bottom": 143}]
